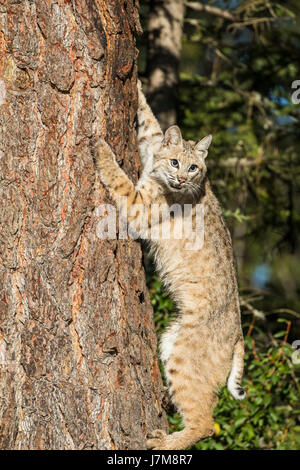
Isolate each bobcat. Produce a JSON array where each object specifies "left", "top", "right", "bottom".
[{"left": 94, "top": 81, "right": 245, "bottom": 450}]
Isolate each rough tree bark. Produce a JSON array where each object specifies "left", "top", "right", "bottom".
[
  {"left": 146, "top": 0, "right": 185, "bottom": 129},
  {"left": 0, "top": 0, "right": 167, "bottom": 450}
]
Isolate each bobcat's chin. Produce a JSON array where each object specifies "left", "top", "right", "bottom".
[{"left": 169, "top": 182, "right": 184, "bottom": 191}]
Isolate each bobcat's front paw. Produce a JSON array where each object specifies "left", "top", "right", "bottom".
[
  {"left": 94, "top": 138, "right": 111, "bottom": 157},
  {"left": 93, "top": 138, "right": 115, "bottom": 171}
]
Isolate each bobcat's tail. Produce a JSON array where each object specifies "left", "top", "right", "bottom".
[{"left": 227, "top": 340, "right": 246, "bottom": 400}]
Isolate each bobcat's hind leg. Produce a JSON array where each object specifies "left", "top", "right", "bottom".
[
  {"left": 147, "top": 418, "right": 214, "bottom": 450},
  {"left": 147, "top": 321, "right": 221, "bottom": 450}
]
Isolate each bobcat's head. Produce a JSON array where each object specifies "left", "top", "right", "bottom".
[{"left": 151, "top": 125, "right": 212, "bottom": 196}]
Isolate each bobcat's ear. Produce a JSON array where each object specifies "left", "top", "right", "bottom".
[
  {"left": 195, "top": 134, "right": 212, "bottom": 159},
  {"left": 164, "top": 125, "right": 182, "bottom": 146}
]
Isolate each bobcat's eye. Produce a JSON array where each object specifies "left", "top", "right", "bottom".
[
  {"left": 170, "top": 159, "right": 179, "bottom": 168},
  {"left": 188, "top": 164, "right": 198, "bottom": 172}
]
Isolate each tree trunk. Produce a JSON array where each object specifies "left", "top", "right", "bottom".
[
  {"left": 0, "top": 0, "right": 167, "bottom": 450},
  {"left": 146, "top": 0, "right": 185, "bottom": 130}
]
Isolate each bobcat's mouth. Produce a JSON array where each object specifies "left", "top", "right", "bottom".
[{"left": 169, "top": 182, "right": 183, "bottom": 190}]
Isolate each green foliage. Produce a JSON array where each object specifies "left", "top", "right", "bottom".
[
  {"left": 148, "top": 276, "right": 300, "bottom": 450},
  {"left": 223, "top": 208, "right": 251, "bottom": 223}
]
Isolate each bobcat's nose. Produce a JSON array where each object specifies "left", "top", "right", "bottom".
[{"left": 178, "top": 177, "right": 186, "bottom": 184}]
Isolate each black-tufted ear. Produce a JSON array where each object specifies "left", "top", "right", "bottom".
[
  {"left": 164, "top": 125, "right": 182, "bottom": 146},
  {"left": 194, "top": 134, "right": 212, "bottom": 159}
]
